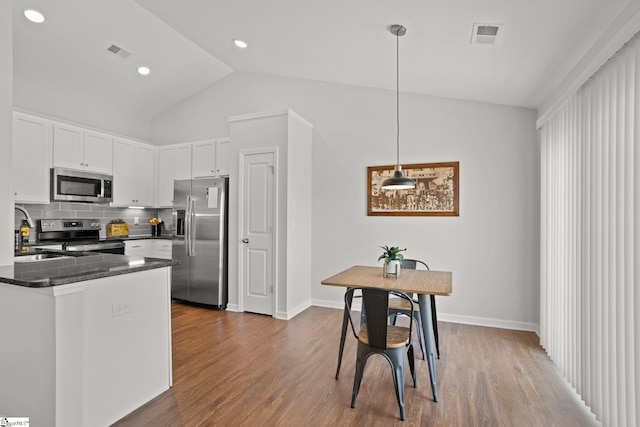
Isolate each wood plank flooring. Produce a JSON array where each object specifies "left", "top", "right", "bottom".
[{"left": 112, "top": 302, "right": 598, "bottom": 426}]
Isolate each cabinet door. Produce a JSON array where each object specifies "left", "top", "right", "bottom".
[
  {"left": 124, "top": 240, "right": 152, "bottom": 257},
  {"left": 53, "top": 123, "right": 84, "bottom": 171},
  {"left": 153, "top": 240, "right": 173, "bottom": 260},
  {"left": 135, "top": 143, "right": 156, "bottom": 207},
  {"left": 215, "top": 137, "right": 232, "bottom": 176},
  {"left": 112, "top": 138, "right": 137, "bottom": 205},
  {"left": 83, "top": 131, "right": 113, "bottom": 174},
  {"left": 157, "top": 144, "right": 191, "bottom": 207},
  {"left": 13, "top": 113, "right": 52, "bottom": 203},
  {"left": 191, "top": 140, "right": 216, "bottom": 178}
]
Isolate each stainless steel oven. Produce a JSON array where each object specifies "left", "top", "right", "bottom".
[
  {"left": 51, "top": 168, "right": 113, "bottom": 203},
  {"left": 37, "top": 219, "right": 125, "bottom": 254}
]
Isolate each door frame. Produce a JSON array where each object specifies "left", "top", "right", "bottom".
[{"left": 237, "top": 147, "right": 279, "bottom": 316}]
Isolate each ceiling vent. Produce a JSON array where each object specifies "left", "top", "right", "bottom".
[
  {"left": 106, "top": 43, "right": 131, "bottom": 58},
  {"left": 471, "top": 23, "right": 503, "bottom": 46}
]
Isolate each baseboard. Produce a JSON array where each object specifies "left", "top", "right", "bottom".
[
  {"left": 311, "top": 298, "right": 344, "bottom": 310},
  {"left": 275, "top": 299, "right": 312, "bottom": 320},
  {"left": 226, "top": 303, "right": 239, "bottom": 312},
  {"left": 311, "top": 299, "right": 539, "bottom": 333},
  {"left": 436, "top": 313, "right": 539, "bottom": 333}
]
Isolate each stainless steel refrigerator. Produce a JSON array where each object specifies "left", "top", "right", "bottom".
[{"left": 171, "top": 177, "right": 228, "bottom": 309}]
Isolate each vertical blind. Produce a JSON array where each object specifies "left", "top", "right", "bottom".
[{"left": 540, "top": 34, "right": 639, "bottom": 426}]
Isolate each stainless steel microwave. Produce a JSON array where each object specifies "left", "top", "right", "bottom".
[{"left": 51, "top": 168, "right": 113, "bottom": 203}]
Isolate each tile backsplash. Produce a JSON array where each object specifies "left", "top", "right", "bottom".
[{"left": 15, "top": 203, "right": 173, "bottom": 239}]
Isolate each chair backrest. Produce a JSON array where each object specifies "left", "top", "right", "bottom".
[
  {"left": 400, "top": 258, "right": 429, "bottom": 270},
  {"left": 345, "top": 287, "right": 413, "bottom": 350}
]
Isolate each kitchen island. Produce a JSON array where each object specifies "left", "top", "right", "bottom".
[{"left": 0, "top": 252, "right": 176, "bottom": 427}]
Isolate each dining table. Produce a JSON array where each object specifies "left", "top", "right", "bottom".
[{"left": 321, "top": 265, "right": 453, "bottom": 402}]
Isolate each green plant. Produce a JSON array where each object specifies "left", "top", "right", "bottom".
[{"left": 378, "top": 245, "right": 406, "bottom": 263}]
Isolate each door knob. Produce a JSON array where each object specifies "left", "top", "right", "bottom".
[{"left": 241, "top": 238, "right": 249, "bottom": 244}]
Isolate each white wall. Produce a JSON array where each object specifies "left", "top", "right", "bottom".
[
  {"left": 152, "top": 71, "right": 540, "bottom": 330},
  {"left": 0, "top": 1, "right": 14, "bottom": 264}
]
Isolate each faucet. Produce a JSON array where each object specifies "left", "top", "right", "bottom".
[{"left": 15, "top": 205, "right": 35, "bottom": 228}]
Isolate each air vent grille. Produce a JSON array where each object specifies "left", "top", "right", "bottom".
[
  {"left": 106, "top": 43, "right": 131, "bottom": 58},
  {"left": 471, "top": 23, "right": 503, "bottom": 45}
]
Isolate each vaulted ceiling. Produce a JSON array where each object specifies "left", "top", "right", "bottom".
[{"left": 12, "top": 0, "right": 633, "bottom": 124}]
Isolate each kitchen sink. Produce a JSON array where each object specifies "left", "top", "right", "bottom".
[{"left": 14, "top": 253, "right": 70, "bottom": 263}]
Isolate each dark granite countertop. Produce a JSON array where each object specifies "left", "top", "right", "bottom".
[
  {"left": 101, "top": 235, "right": 172, "bottom": 242},
  {"left": 25, "top": 235, "right": 172, "bottom": 247},
  {"left": 1, "top": 251, "right": 177, "bottom": 288}
]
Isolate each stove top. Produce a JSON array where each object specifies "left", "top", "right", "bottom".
[
  {"left": 36, "top": 219, "right": 125, "bottom": 253},
  {"left": 37, "top": 218, "right": 102, "bottom": 245},
  {"left": 39, "top": 218, "right": 101, "bottom": 232}
]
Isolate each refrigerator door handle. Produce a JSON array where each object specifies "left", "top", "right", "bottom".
[
  {"left": 189, "top": 196, "right": 196, "bottom": 256},
  {"left": 185, "top": 195, "right": 192, "bottom": 256}
]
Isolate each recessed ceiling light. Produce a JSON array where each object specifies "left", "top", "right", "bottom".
[
  {"left": 233, "top": 39, "right": 248, "bottom": 49},
  {"left": 137, "top": 66, "right": 151, "bottom": 76},
  {"left": 24, "top": 9, "right": 45, "bottom": 23}
]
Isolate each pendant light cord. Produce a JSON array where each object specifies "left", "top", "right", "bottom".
[{"left": 396, "top": 30, "right": 400, "bottom": 167}]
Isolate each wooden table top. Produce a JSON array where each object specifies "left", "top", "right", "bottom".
[{"left": 321, "top": 265, "right": 452, "bottom": 296}]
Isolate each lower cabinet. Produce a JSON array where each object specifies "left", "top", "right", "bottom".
[
  {"left": 153, "top": 240, "right": 172, "bottom": 260},
  {"left": 125, "top": 239, "right": 172, "bottom": 260}
]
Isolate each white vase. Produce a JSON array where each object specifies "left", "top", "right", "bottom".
[{"left": 384, "top": 260, "right": 401, "bottom": 278}]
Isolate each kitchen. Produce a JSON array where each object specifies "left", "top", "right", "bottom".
[{"left": 1, "top": 0, "right": 635, "bottom": 426}]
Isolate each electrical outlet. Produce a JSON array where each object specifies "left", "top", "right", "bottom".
[
  {"left": 134, "top": 216, "right": 139, "bottom": 225},
  {"left": 112, "top": 301, "right": 132, "bottom": 317}
]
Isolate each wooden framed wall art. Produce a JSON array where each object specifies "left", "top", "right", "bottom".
[{"left": 367, "top": 162, "right": 459, "bottom": 216}]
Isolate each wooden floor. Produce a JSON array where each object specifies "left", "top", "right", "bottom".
[{"left": 112, "top": 302, "right": 598, "bottom": 426}]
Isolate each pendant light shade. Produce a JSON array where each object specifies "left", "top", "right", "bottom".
[
  {"left": 382, "top": 24, "right": 415, "bottom": 190},
  {"left": 383, "top": 165, "right": 416, "bottom": 189}
]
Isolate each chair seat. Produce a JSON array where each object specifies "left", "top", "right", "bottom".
[
  {"left": 358, "top": 324, "right": 410, "bottom": 348},
  {"left": 388, "top": 297, "right": 420, "bottom": 311}
]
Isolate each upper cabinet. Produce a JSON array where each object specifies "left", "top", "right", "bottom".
[
  {"left": 191, "top": 138, "right": 231, "bottom": 178},
  {"left": 53, "top": 123, "right": 113, "bottom": 174},
  {"left": 157, "top": 144, "right": 192, "bottom": 207},
  {"left": 112, "top": 138, "right": 155, "bottom": 207},
  {"left": 13, "top": 112, "right": 52, "bottom": 204}
]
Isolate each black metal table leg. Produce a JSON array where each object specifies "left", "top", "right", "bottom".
[
  {"left": 335, "top": 289, "right": 354, "bottom": 379},
  {"left": 418, "top": 294, "right": 438, "bottom": 401}
]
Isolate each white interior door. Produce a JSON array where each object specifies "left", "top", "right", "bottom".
[{"left": 241, "top": 151, "right": 275, "bottom": 315}]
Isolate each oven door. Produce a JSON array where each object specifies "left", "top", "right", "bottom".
[{"left": 64, "top": 241, "right": 125, "bottom": 255}]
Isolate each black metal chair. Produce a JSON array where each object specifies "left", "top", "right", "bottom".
[
  {"left": 345, "top": 287, "right": 417, "bottom": 421},
  {"left": 388, "top": 259, "right": 441, "bottom": 359}
]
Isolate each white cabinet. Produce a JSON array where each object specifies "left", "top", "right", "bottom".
[
  {"left": 53, "top": 123, "right": 112, "bottom": 174},
  {"left": 124, "top": 240, "right": 152, "bottom": 257},
  {"left": 125, "top": 239, "right": 172, "bottom": 260},
  {"left": 191, "top": 138, "right": 231, "bottom": 178},
  {"left": 153, "top": 240, "right": 172, "bottom": 260},
  {"left": 157, "top": 144, "right": 191, "bottom": 207},
  {"left": 112, "top": 138, "right": 155, "bottom": 207},
  {"left": 83, "top": 130, "right": 113, "bottom": 174},
  {"left": 216, "top": 137, "right": 232, "bottom": 176},
  {"left": 13, "top": 113, "right": 52, "bottom": 204}
]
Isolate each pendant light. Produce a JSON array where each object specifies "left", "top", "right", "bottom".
[{"left": 382, "top": 25, "right": 415, "bottom": 190}]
